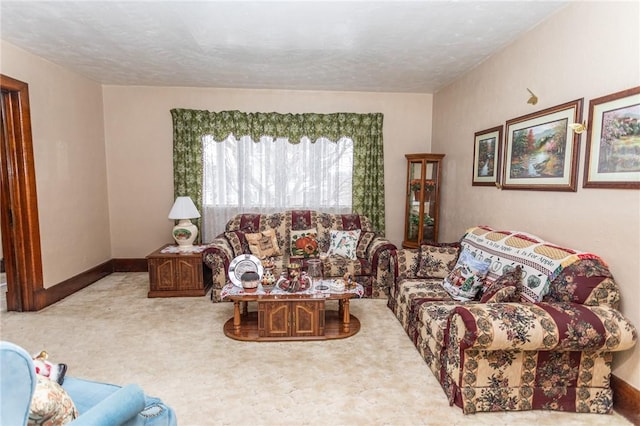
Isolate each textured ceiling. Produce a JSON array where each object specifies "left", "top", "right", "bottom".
[{"left": 0, "top": 1, "right": 567, "bottom": 93}]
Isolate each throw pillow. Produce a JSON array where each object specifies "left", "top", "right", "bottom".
[
  {"left": 290, "top": 228, "right": 319, "bottom": 258},
  {"left": 417, "top": 242, "right": 461, "bottom": 279},
  {"left": 328, "top": 229, "right": 361, "bottom": 260},
  {"left": 28, "top": 376, "right": 78, "bottom": 426},
  {"left": 442, "top": 248, "right": 490, "bottom": 301},
  {"left": 245, "top": 229, "right": 281, "bottom": 259},
  {"left": 479, "top": 265, "right": 523, "bottom": 303}
]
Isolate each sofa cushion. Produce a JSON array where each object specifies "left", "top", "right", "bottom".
[
  {"left": 29, "top": 376, "right": 78, "bottom": 425},
  {"left": 246, "top": 229, "right": 282, "bottom": 259},
  {"left": 328, "top": 229, "right": 361, "bottom": 260},
  {"left": 417, "top": 242, "right": 461, "bottom": 279},
  {"left": 290, "top": 228, "right": 319, "bottom": 258},
  {"left": 479, "top": 265, "right": 523, "bottom": 303},
  {"left": 394, "top": 278, "right": 453, "bottom": 330},
  {"left": 442, "top": 248, "right": 489, "bottom": 301},
  {"left": 323, "top": 254, "right": 370, "bottom": 277}
]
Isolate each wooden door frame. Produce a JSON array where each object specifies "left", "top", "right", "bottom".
[{"left": 1, "top": 74, "right": 44, "bottom": 311}]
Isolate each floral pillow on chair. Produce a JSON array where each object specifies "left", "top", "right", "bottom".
[
  {"left": 290, "top": 228, "right": 319, "bottom": 258},
  {"left": 328, "top": 229, "right": 361, "bottom": 260}
]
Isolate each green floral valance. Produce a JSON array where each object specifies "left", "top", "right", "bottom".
[
  {"left": 171, "top": 109, "right": 383, "bottom": 143},
  {"left": 171, "top": 109, "right": 386, "bottom": 234}
]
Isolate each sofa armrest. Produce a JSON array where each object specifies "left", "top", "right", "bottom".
[
  {"left": 446, "top": 302, "right": 637, "bottom": 353},
  {"left": 69, "top": 383, "right": 145, "bottom": 426},
  {"left": 202, "top": 236, "right": 234, "bottom": 269},
  {"left": 364, "top": 236, "right": 397, "bottom": 297},
  {"left": 0, "top": 341, "right": 37, "bottom": 426},
  {"left": 202, "top": 236, "right": 235, "bottom": 301}
]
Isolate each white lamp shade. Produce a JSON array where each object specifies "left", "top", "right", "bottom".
[{"left": 168, "top": 196, "right": 201, "bottom": 220}]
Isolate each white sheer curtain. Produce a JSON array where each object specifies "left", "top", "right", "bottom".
[{"left": 202, "top": 135, "right": 353, "bottom": 241}]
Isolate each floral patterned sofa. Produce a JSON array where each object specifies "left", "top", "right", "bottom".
[
  {"left": 388, "top": 225, "right": 637, "bottom": 414},
  {"left": 203, "top": 210, "right": 397, "bottom": 302}
]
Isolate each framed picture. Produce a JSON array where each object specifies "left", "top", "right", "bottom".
[
  {"left": 472, "top": 125, "right": 503, "bottom": 186},
  {"left": 583, "top": 86, "right": 640, "bottom": 189},
  {"left": 502, "top": 99, "right": 583, "bottom": 191}
]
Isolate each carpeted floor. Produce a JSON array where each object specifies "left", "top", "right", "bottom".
[{"left": 0, "top": 273, "right": 631, "bottom": 425}]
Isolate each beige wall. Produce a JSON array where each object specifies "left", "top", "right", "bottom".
[
  {"left": 433, "top": 2, "right": 640, "bottom": 388},
  {"left": 0, "top": 41, "right": 111, "bottom": 287},
  {"left": 102, "top": 86, "right": 432, "bottom": 256}
]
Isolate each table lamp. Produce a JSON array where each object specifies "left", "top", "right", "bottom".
[{"left": 168, "top": 196, "right": 201, "bottom": 250}]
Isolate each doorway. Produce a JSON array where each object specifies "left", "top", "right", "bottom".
[{"left": 0, "top": 74, "right": 44, "bottom": 311}]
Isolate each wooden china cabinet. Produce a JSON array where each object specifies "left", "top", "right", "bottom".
[{"left": 402, "top": 153, "right": 444, "bottom": 248}]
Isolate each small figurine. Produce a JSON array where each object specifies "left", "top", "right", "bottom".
[
  {"left": 343, "top": 273, "right": 355, "bottom": 289},
  {"left": 262, "top": 257, "right": 275, "bottom": 269},
  {"left": 32, "top": 350, "right": 67, "bottom": 385}
]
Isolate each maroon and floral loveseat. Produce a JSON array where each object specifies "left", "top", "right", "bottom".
[
  {"left": 388, "top": 225, "right": 637, "bottom": 414},
  {"left": 203, "top": 210, "right": 397, "bottom": 302}
]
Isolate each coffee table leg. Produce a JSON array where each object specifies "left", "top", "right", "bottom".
[
  {"left": 342, "top": 298, "right": 350, "bottom": 333},
  {"left": 233, "top": 301, "right": 241, "bottom": 334}
]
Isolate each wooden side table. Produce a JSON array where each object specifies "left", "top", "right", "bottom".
[{"left": 146, "top": 244, "right": 212, "bottom": 297}]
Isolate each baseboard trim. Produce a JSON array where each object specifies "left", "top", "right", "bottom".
[
  {"left": 612, "top": 374, "right": 640, "bottom": 424},
  {"left": 112, "top": 258, "right": 148, "bottom": 272},
  {"left": 29, "top": 258, "right": 147, "bottom": 310},
  {"left": 42, "top": 260, "right": 114, "bottom": 307}
]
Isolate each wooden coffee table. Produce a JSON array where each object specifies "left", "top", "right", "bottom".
[{"left": 223, "top": 292, "right": 360, "bottom": 341}]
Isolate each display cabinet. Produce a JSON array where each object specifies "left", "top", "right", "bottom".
[{"left": 403, "top": 153, "right": 445, "bottom": 248}]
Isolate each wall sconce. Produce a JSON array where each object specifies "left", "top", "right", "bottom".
[
  {"left": 569, "top": 121, "right": 588, "bottom": 134},
  {"left": 526, "top": 88, "right": 538, "bottom": 105}
]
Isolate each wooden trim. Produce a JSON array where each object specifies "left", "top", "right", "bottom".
[
  {"left": 14, "top": 258, "right": 147, "bottom": 310},
  {"left": 612, "top": 374, "right": 640, "bottom": 424},
  {"left": 112, "top": 258, "right": 148, "bottom": 272},
  {"left": 41, "top": 260, "right": 114, "bottom": 306},
  {"left": 1, "top": 74, "right": 44, "bottom": 311}
]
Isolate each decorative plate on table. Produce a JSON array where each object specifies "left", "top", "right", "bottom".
[{"left": 228, "top": 254, "right": 264, "bottom": 288}]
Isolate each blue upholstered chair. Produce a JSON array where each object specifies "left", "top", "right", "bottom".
[{"left": 0, "top": 341, "right": 176, "bottom": 426}]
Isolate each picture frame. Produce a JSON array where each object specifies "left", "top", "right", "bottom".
[
  {"left": 502, "top": 99, "right": 583, "bottom": 191},
  {"left": 472, "top": 125, "right": 503, "bottom": 186},
  {"left": 583, "top": 86, "right": 640, "bottom": 189}
]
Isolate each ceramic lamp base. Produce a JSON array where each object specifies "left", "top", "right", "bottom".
[{"left": 172, "top": 219, "right": 198, "bottom": 250}]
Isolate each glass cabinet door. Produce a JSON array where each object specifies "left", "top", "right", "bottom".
[{"left": 403, "top": 154, "right": 444, "bottom": 248}]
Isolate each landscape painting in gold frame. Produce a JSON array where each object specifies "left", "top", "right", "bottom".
[
  {"left": 472, "top": 125, "right": 503, "bottom": 186},
  {"left": 583, "top": 86, "right": 640, "bottom": 189},
  {"left": 502, "top": 99, "right": 582, "bottom": 191}
]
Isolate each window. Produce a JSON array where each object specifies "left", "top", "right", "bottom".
[{"left": 202, "top": 135, "right": 353, "bottom": 240}]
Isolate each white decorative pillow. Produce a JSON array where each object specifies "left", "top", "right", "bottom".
[
  {"left": 442, "top": 248, "right": 490, "bottom": 301},
  {"left": 245, "top": 229, "right": 281, "bottom": 259},
  {"left": 28, "top": 376, "right": 78, "bottom": 426},
  {"left": 328, "top": 229, "right": 361, "bottom": 260},
  {"left": 290, "top": 228, "right": 319, "bottom": 258}
]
